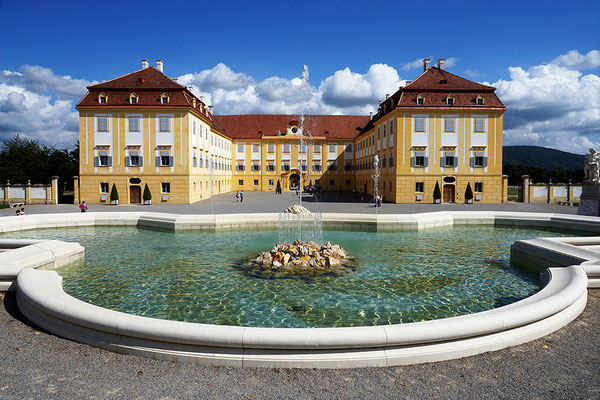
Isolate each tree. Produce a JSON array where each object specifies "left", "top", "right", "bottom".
[
  {"left": 465, "top": 182, "right": 474, "bottom": 203},
  {"left": 110, "top": 184, "right": 119, "bottom": 202},
  {"left": 143, "top": 183, "right": 152, "bottom": 202},
  {"left": 433, "top": 182, "right": 441, "bottom": 203}
]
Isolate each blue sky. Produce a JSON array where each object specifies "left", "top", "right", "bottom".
[{"left": 1, "top": 0, "right": 599, "bottom": 153}]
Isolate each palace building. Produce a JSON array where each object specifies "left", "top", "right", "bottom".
[{"left": 76, "top": 58, "right": 507, "bottom": 204}]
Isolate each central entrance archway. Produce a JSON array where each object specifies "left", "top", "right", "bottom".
[{"left": 289, "top": 173, "right": 300, "bottom": 190}]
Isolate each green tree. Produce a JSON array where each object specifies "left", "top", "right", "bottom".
[
  {"left": 433, "top": 182, "right": 441, "bottom": 202},
  {"left": 110, "top": 184, "right": 119, "bottom": 202},
  {"left": 465, "top": 182, "right": 473, "bottom": 202},
  {"left": 143, "top": 183, "right": 152, "bottom": 201}
]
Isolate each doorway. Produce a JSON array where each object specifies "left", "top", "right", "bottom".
[
  {"left": 130, "top": 185, "right": 141, "bottom": 204},
  {"left": 290, "top": 173, "right": 300, "bottom": 189},
  {"left": 443, "top": 185, "right": 455, "bottom": 203}
]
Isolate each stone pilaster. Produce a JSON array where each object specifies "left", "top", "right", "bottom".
[
  {"left": 73, "top": 176, "right": 80, "bottom": 205},
  {"left": 25, "top": 180, "right": 32, "bottom": 205},
  {"left": 521, "top": 175, "right": 530, "bottom": 203},
  {"left": 50, "top": 176, "right": 59, "bottom": 205}
]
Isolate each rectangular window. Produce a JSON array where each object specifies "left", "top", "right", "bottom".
[
  {"left": 313, "top": 163, "right": 321, "bottom": 171},
  {"left": 129, "top": 150, "right": 141, "bottom": 166},
  {"left": 474, "top": 118, "right": 485, "bottom": 133},
  {"left": 236, "top": 163, "right": 245, "bottom": 171},
  {"left": 300, "top": 163, "right": 307, "bottom": 171},
  {"left": 412, "top": 151, "right": 427, "bottom": 167},
  {"left": 389, "top": 152, "right": 394, "bottom": 167},
  {"left": 329, "top": 144, "right": 336, "bottom": 152},
  {"left": 253, "top": 143, "right": 260, "bottom": 152},
  {"left": 238, "top": 180, "right": 243, "bottom": 185},
  {"left": 444, "top": 118, "right": 455, "bottom": 133},
  {"left": 443, "top": 151, "right": 456, "bottom": 167},
  {"left": 300, "top": 143, "right": 306, "bottom": 153},
  {"left": 159, "top": 117, "right": 170, "bottom": 132},
  {"left": 129, "top": 116, "right": 140, "bottom": 132},
  {"left": 344, "top": 162, "right": 353, "bottom": 171},
  {"left": 237, "top": 143, "right": 244, "bottom": 152},
  {"left": 282, "top": 163, "right": 290, "bottom": 171},
  {"left": 328, "top": 162, "right": 337, "bottom": 171},
  {"left": 329, "top": 179, "right": 335, "bottom": 187},
  {"left": 97, "top": 117, "right": 108, "bottom": 132},
  {"left": 283, "top": 144, "right": 290, "bottom": 153},
  {"left": 472, "top": 151, "right": 487, "bottom": 167},
  {"left": 96, "top": 150, "right": 111, "bottom": 167},
  {"left": 345, "top": 144, "right": 352, "bottom": 153},
  {"left": 253, "top": 179, "right": 259, "bottom": 186},
  {"left": 157, "top": 150, "right": 172, "bottom": 167},
  {"left": 252, "top": 163, "right": 260, "bottom": 171},
  {"left": 346, "top": 180, "right": 351, "bottom": 186},
  {"left": 269, "top": 179, "right": 274, "bottom": 186},
  {"left": 415, "top": 117, "right": 425, "bottom": 132},
  {"left": 100, "top": 183, "right": 109, "bottom": 193},
  {"left": 377, "top": 127, "right": 380, "bottom": 139},
  {"left": 416, "top": 182, "right": 424, "bottom": 192},
  {"left": 161, "top": 183, "right": 170, "bottom": 193},
  {"left": 314, "top": 144, "right": 321, "bottom": 153},
  {"left": 383, "top": 124, "right": 386, "bottom": 137},
  {"left": 475, "top": 182, "right": 483, "bottom": 192},
  {"left": 268, "top": 143, "right": 275, "bottom": 153},
  {"left": 267, "top": 163, "right": 275, "bottom": 171}
]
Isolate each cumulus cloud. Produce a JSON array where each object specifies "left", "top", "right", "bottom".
[
  {"left": 402, "top": 58, "right": 427, "bottom": 71},
  {"left": 550, "top": 50, "right": 600, "bottom": 71},
  {"left": 0, "top": 66, "right": 93, "bottom": 148},
  {"left": 492, "top": 57, "right": 600, "bottom": 154}
]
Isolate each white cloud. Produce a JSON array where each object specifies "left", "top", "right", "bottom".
[
  {"left": 492, "top": 56, "right": 600, "bottom": 154},
  {"left": 444, "top": 57, "right": 458, "bottom": 68},
  {"left": 402, "top": 58, "right": 427, "bottom": 71},
  {"left": 0, "top": 66, "right": 93, "bottom": 148},
  {"left": 550, "top": 50, "right": 600, "bottom": 71}
]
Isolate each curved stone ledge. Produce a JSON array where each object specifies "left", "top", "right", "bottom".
[
  {"left": 4, "top": 211, "right": 600, "bottom": 367},
  {"left": 16, "top": 266, "right": 587, "bottom": 368}
]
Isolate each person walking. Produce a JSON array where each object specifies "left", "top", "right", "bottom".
[
  {"left": 235, "top": 191, "right": 239, "bottom": 202},
  {"left": 79, "top": 201, "right": 87, "bottom": 213},
  {"left": 240, "top": 190, "right": 244, "bottom": 203}
]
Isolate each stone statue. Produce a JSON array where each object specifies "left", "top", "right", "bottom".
[{"left": 584, "top": 148, "right": 600, "bottom": 183}]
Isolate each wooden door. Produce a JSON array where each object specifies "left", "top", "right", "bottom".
[
  {"left": 130, "top": 186, "right": 141, "bottom": 203},
  {"left": 443, "top": 185, "right": 455, "bottom": 203}
]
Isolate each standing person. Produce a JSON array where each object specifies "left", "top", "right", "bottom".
[
  {"left": 296, "top": 188, "right": 299, "bottom": 196},
  {"left": 235, "top": 191, "right": 239, "bottom": 202},
  {"left": 79, "top": 201, "right": 87, "bottom": 213},
  {"left": 240, "top": 190, "right": 244, "bottom": 203},
  {"left": 20, "top": 208, "right": 27, "bottom": 215}
]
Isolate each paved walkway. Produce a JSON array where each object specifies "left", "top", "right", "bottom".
[{"left": 0, "top": 191, "right": 578, "bottom": 216}]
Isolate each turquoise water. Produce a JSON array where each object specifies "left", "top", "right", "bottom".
[{"left": 3, "top": 226, "right": 575, "bottom": 328}]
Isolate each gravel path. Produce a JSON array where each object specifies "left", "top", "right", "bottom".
[{"left": 1, "top": 290, "right": 598, "bottom": 400}]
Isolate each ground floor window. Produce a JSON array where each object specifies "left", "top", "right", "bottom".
[
  {"left": 416, "top": 182, "right": 424, "bottom": 192},
  {"left": 100, "top": 183, "right": 109, "bottom": 193},
  {"left": 346, "top": 180, "right": 351, "bottom": 186},
  {"left": 268, "top": 179, "right": 274, "bottom": 185},
  {"left": 161, "top": 183, "right": 170, "bottom": 193},
  {"left": 475, "top": 182, "right": 483, "bottom": 192},
  {"left": 238, "top": 180, "right": 243, "bottom": 185},
  {"left": 254, "top": 179, "right": 259, "bottom": 186},
  {"left": 329, "top": 179, "right": 335, "bottom": 187}
]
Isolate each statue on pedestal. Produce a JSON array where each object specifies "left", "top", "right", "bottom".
[{"left": 584, "top": 148, "right": 599, "bottom": 182}]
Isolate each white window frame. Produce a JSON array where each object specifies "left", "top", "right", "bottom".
[
  {"left": 157, "top": 114, "right": 173, "bottom": 133},
  {"left": 472, "top": 116, "right": 488, "bottom": 133},
  {"left": 95, "top": 115, "right": 111, "bottom": 133}
]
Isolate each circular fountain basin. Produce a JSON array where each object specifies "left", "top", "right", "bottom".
[{"left": 3, "top": 211, "right": 598, "bottom": 368}]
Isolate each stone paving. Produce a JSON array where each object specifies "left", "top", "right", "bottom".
[
  {"left": 0, "top": 198, "right": 595, "bottom": 399},
  {"left": 0, "top": 191, "right": 578, "bottom": 216}
]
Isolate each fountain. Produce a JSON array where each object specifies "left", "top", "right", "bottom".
[{"left": 372, "top": 154, "right": 380, "bottom": 211}]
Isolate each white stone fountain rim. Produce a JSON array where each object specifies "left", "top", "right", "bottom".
[{"left": 4, "top": 211, "right": 599, "bottom": 368}]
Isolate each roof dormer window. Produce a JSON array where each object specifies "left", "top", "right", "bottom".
[
  {"left": 476, "top": 95, "right": 485, "bottom": 105},
  {"left": 98, "top": 93, "right": 108, "bottom": 104},
  {"left": 161, "top": 93, "right": 170, "bottom": 105},
  {"left": 129, "top": 93, "right": 139, "bottom": 104},
  {"left": 416, "top": 94, "right": 425, "bottom": 105},
  {"left": 445, "top": 95, "right": 455, "bottom": 105}
]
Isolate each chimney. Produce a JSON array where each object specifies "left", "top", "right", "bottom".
[
  {"left": 369, "top": 111, "right": 373, "bottom": 119},
  {"left": 208, "top": 105, "right": 214, "bottom": 114},
  {"left": 156, "top": 59, "right": 164, "bottom": 73},
  {"left": 437, "top": 58, "right": 445, "bottom": 70},
  {"left": 423, "top": 58, "right": 431, "bottom": 71},
  {"left": 385, "top": 94, "right": 390, "bottom": 99},
  {"left": 141, "top": 59, "right": 149, "bottom": 69}
]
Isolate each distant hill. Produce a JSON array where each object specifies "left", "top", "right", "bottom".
[{"left": 503, "top": 146, "right": 584, "bottom": 170}]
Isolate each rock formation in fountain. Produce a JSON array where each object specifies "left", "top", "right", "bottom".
[
  {"left": 283, "top": 205, "right": 311, "bottom": 214},
  {"left": 248, "top": 240, "right": 356, "bottom": 275}
]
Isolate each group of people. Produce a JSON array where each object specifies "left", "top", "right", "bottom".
[
  {"left": 235, "top": 191, "right": 245, "bottom": 202},
  {"left": 14, "top": 207, "right": 27, "bottom": 216}
]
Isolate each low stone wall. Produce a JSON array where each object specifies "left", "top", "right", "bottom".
[
  {"left": 1, "top": 177, "right": 58, "bottom": 205},
  {"left": 2, "top": 211, "right": 599, "bottom": 368}
]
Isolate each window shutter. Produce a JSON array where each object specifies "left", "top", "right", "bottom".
[
  {"left": 424, "top": 157, "right": 429, "bottom": 167},
  {"left": 107, "top": 156, "right": 112, "bottom": 166},
  {"left": 94, "top": 156, "right": 100, "bottom": 167},
  {"left": 483, "top": 157, "right": 488, "bottom": 167},
  {"left": 410, "top": 157, "right": 415, "bottom": 167},
  {"left": 453, "top": 157, "right": 458, "bottom": 167},
  {"left": 441, "top": 156, "right": 445, "bottom": 166},
  {"left": 470, "top": 157, "right": 475, "bottom": 167},
  {"left": 169, "top": 156, "right": 174, "bottom": 166},
  {"left": 156, "top": 156, "right": 161, "bottom": 166},
  {"left": 125, "top": 156, "right": 130, "bottom": 167},
  {"left": 139, "top": 156, "right": 143, "bottom": 166}
]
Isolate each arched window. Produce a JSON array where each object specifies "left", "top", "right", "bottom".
[
  {"left": 445, "top": 95, "right": 455, "bottom": 105},
  {"left": 129, "top": 93, "right": 139, "bottom": 104},
  {"left": 161, "top": 93, "right": 170, "bottom": 105},
  {"left": 476, "top": 95, "right": 485, "bottom": 105},
  {"left": 416, "top": 94, "right": 425, "bottom": 105},
  {"left": 98, "top": 93, "right": 108, "bottom": 104}
]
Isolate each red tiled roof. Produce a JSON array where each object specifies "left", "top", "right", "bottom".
[
  {"left": 404, "top": 67, "right": 496, "bottom": 91},
  {"left": 87, "top": 67, "right": 183, "bottom": 89},
  {"left": 214, "top": 115, "right": 369, "bottom": 140}
]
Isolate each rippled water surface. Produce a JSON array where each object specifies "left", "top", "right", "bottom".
[{"left": 3, "top": 226, "right": 576, "bottom": 327}]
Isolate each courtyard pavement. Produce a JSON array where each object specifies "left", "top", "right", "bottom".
[
  {"left": 1, "top": 196, "right": 597, "bottom": 399},
  {"left": 0, "top": 190, "right": 579, "bottom": 216}
]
